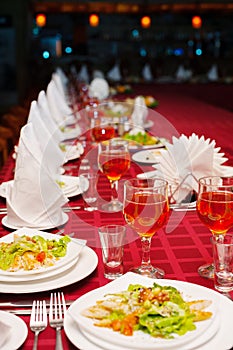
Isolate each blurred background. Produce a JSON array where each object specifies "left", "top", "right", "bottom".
[{"left": 0, "top": 0, "right": 233, "bottom": 112}]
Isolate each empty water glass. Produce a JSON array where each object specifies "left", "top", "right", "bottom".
[
  {"left": 98, "top": 224, "right": 126, "bottom": 279},
  {"left": 80, "top": 173, "right": 98, "bottom": 211}
]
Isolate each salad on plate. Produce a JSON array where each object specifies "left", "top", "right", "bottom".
[
  {"left": 0, "top": 234, "right": 71, "bottom": 272},
  {"left": 82, "top": 282, "right": 212, "bottom": 339}
]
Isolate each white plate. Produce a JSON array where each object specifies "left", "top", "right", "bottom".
[
  {"left": 61, "top": 143, "right": 84, "bottom": 162},
  {"left": 0, "top": 245, "right": 98, "bottom": 293},
  {"left": 64, "top": 298, "right": 232, "bottom": 350},
  {"left": 132, "top": 149, "right": 163, "bottom": 164},
  {"left": 80, "top": 313, "right": 219, "bottom": 350},
  {"left": 0, "top": 310, "right": 28, "bottom": 350},
  {"left": 66, "top": 272, "right": 219, "bottom": 350},
  {"left": 0, "top": 176, "right": 87, "bottom": 199},
  {"left": 1, "top": 212, "right": 69, "bottom": 231},
  {"left": 62, "top": 125, "right": 81, "bottom": 141},
  {"left": 0, "top": 228, "right": 83, "bottom": 276},
  {"left": 58, "top": 175, "right": 88, "bottom": 197},
  {"left": 0, "top": 254, "right": 80, "bottom": 282}
]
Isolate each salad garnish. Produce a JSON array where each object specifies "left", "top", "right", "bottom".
[
  {"left": 82, "top": 283, "right": 212, "bottom": 339},
  {"left": 0, "top": 234, "right": 71, "bottom": 272}
]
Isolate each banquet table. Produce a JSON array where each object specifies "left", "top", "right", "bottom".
[{"left": 0, "top": 83, "right": 233, "bottom": 350}]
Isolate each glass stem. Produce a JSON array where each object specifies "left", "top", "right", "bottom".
[
  {"left": 140, "top": 236, "right": 152, "bottom": 268},
  {"left": 110, "top": 180, "right": 118, "bottom": 202}
]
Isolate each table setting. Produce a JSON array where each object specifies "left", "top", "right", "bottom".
[{"left": 0, "top": 68, "right": 233, "bottom": 350}]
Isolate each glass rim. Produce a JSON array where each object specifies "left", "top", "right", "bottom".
[
  {"left": 124, "top": 177, "right": 168, "bottom": 190},
  {"left": 199, "top": 175, "right": 233, "bottom": 186},
  {"left": 98, "top": 224, "right": 126, "bottom": 231}
]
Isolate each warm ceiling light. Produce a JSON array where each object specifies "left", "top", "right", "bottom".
[
  {"left": 89, "top": 14, "right": 99, "bottom": 27},
  {"left": 36, "top": 13, "right": 46, "bottom": 27},
  {"left": 192, "top": 15, "right": 202, "bottom": 29},
  {"left": 141, "top": 15, "right": 151, "bottom": 28}
]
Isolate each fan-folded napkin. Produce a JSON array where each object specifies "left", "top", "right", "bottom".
[
  {"left": 107, "top": 62, "right": 122, "bottom": 82},
  {"left": 37, "top": 90, "right": 64, "bottom": 143},
  {"left": 5, "top": 123, "right": 68, "bottom": 228},
  {"left": 129, "top": 96, "right": 148, "bottom": 134},
  {"left": 27, "top": 100, "right": 65, "bottom": 172},
  {"left": 46, "top": 79, "right": 75, "bottom": 126},
  {"left": 139, "top": 133, "right": 229, "bottom": 203}
]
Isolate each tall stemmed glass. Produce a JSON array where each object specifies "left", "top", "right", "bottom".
[
  {"left": 123, "top": 178, "right": 170, "bottom": 278},
  {"left": 98, "top": 138, "right": 130, "bottom": 212},
  {"left": 196, "top": 176, "right": 233, "bottom": 279}
]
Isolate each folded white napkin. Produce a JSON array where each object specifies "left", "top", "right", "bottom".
[
  {"left": 140, "top": 133, "right": 229, "bottom": 203},
  {"left": 207, "top": 64, "right": 219, "bottom": 82},
  {"left": 175, "top": 64, "right": 192, "bottom": 82},
  {"left": 142, "top": 63, "right": 153, "bottom": 81},
  {"left": 52, "top": 71, "right": 67, "bottom": 100},
  {"left": 107, "top": 63, "right": 122, "bottom": 81},
  {"left": 77, "top": 64, "right": 89, "bottom": 83},
  {"left": 0, "top": 320, "right": 11, "bottom": 347},
  {"left": 130, "top": 96, "right": 148, "bottom": 133},
  {"left": 55, "top": 67, "right": 69, "bottom": 89},
  {"left": 27, "top": 101, "right": 65, "bottom": 173},
  {"left": 46, "top": 80, "right": 75, "bottom": 126},
  {"left": 5, "top": 123, "right": 68, "bottom": 228},
  {"left": 37, "top": 90, "right": 64, "bottom": 143},
  {"left": 88, "top": 78, "right": 109, "bottom": 100}
]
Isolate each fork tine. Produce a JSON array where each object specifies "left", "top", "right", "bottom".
[
  {"left": 42, "top": 300, "right": 47, "bottom": 325},
  {"left": 30, "top": 300, "right": 36, "bottom": 325}
]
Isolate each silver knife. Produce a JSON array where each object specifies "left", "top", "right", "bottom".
[{"left": 0, "top": 299, "right": 74, "bottom": 308}]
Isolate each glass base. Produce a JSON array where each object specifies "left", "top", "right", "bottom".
[
  {"left": 198, "top": 262, "right": 214, "bottom": 279},
  {"left": 101, "top": 200, "right": 123, "bottom": 213},
  {"left": 130, "top": 265, "right": 164, "bottom": 279},
  {"left": 84, "top": 206, "right": 98, "bottom": 212}
]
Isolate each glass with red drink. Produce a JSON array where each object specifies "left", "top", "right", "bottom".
[
  {"left": 196, "top": 176, "right": 233, "bottom": 278},
  {"left": 98, "top": 138, "right": 130, "bottom": 212},
  {"left": 123, "top": 178, "right": 169, "bottom": 278}
]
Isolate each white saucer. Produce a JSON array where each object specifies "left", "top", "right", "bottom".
[
  {"left": 1, "top": 212, "right": 69, "bottom": 231},
  {"left": 132, "top": 149, "right": 162, "bottom": 164}
]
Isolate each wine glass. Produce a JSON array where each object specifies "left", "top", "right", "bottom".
[
  {"left": 98, "top": 138, "right": 130, "bottom": 212},
  {"left": 123, "top": 178, "right": 170, "bottom": 278},
  {"left": 87, "top": 105, "right": 116, "bottom": 143},
  {"left": 196, "top": 176, "right": 233, "bottom": 279}
]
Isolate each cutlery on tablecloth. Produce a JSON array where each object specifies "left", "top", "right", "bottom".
[
  {"left": 0, "top": 299, "right": 74, "bottom": 308},
  {"left": 0, "top": 206, "right": 81, "bottom": 214},
  {"left": 30, "top": 300, "right": 48, "bottom": 350},
  {"left": 49, "top": 292, "right": 66, "bottom": 350}
]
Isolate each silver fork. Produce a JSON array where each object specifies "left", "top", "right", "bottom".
[
  {"left": 49, "top": 292, "right": 67, "bottom": 350},
  {"left": 30, "top": 300, "right": 47, "bottom": 350}
]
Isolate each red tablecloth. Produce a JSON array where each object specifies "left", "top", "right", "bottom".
[{"left": 0, "top": 84, "right": 233, "bottom": 349}]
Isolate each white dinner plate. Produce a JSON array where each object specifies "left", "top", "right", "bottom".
[
  {"left": 0, "top": 254, "right": 80, "bottom": 282},
  {"left": 1, "top": 212, "right": 69, "bottom": 231},
  {"left": 79, "top": 313, "right": 219, "bottom": 350},
  {"left": 0, "top": 228, "right": 84, "bottom": 276},
  {"left": 66, "top": 272, "right": 220, "bottom": 350},
  {"left": 58, "top": 175, "right": 89, "bottom": 197},
  {"left": 61, "top": 143, "right": 84, "bottom": 162},
  {"left": 0, "top": 245, "right": 98, "bottom": 293},
  {"left": 0, "top": 310, "right": 28, "bottom": 350},
  {"left": 0, "top": 175, "right": 87, "bottom": 199},
  {"left": 132, "top": 149, "right": 163, "bottom": 164},
  {"left": 61, "top": 124, "right": 81, "bottom": 141}
]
